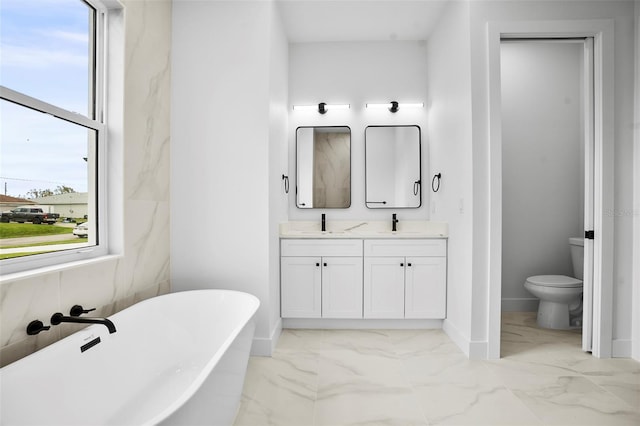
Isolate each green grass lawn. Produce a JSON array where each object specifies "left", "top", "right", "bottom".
[
  {"left": 0, "top": 238, "right": 88, "bottom": 260},
  {"left": 0, "top": 222, "right": 73, "bottom": 239},
  {"left": 3, "top": 238, "right": 87, "bottom": 249}
]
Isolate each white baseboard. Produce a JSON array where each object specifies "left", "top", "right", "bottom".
[
  {"left": 612, "top": 339, "right": 632, "bottom": 358},
  {"left": 501, "top": 298, "right": 539, "bottom": 312},
  {"left": 282, "top": 318, "right": 443, "bottom": 329},
  {"left": 442, "top": 319, "right": 488, "bottom": 360},
  {"left": 250, "top": 318, "right": 282, "bottom": 357}
]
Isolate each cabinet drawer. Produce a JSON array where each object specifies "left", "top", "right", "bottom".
[
  {"left": 281, "top": 239, "right": 363, "bottom": 257},
  {"left": 364, "top": 239, "right": 446, "bottom": 257}
]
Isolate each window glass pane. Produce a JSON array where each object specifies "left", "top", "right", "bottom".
[
  {"left": 0, "top": 99, "right": 95, "bottom": 259},
  {"left": 0, "top": 0, "right": 94, "bottom": 117}
]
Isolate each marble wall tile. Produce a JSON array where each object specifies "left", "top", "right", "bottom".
[
  {"left": 0, "top": 273, "right": 60, "bottom": 347},
  {"left": 122, "top": 200, "right": 170, "bottom": 294},
  {"left": 0, "top": 0, "right": 172, "bottom": 366},
  {"left": 312, "top": 131, "right": 351, "bottom": 208},
  {"left": 58, "top": 257, "right": 121, "bottom": 314},
  {"left": 122, "top": 0, "right": 171, "bottom": 202}
]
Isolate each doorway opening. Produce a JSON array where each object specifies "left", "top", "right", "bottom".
[
  {"left": 487, "top": 20, "right": 615, "bottom": 360},
  {"left": 499, "top": 38, "right": 593, "bottom": 356}
]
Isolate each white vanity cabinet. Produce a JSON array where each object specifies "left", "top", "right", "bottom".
[
  {"left": 364, "top": 239, "right": 447, "bottom": 319},
  {"left": 280, "top": 239, "right": 363, "bottom": 318}
]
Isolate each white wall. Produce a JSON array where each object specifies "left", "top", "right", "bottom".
[
  {"left": 426, "top": 0, "right": 475, "bottom": 356},
  {"left": 171, "top": 0, "right": 288, "bottom": 355},
  {"left": 632, "top": 0, "right": 640, "bottom": 361},
  {"left": 469, "top": 0, "right": 637, "bottom": 357},
  {"left": 268, "top": 1, "right": 289, "bottom": 350},
  {"left": 0, "top": 0, "right": 172, "bottom": 366},
  {"left": 500, "top": 41, "right": 584, "bottom": 312},
  {"left": 288, "top": 41, "right": 429, "bottom": 222}
]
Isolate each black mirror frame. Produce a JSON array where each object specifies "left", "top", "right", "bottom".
[
  {"left": 295, "top": 125, "right": 352, "bottom": 209},
  {"left": 364, "top": 125, "right": 422, "bottom": 209}
]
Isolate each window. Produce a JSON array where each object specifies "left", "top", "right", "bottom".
[{"left": 0, "top": 0, "right": 112, "bottom": 273}]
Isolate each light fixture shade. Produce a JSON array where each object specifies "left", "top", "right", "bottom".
[
  {"left": 292, "top": 104, "right": 318, "bottom": 112},
  {"left": 325, "top": 104, "right": 350, "bottom": 110},
  {"left": 365, "top": 103, "right": 392, "bottom": 109},
  {"left": 365, "top": 101, "right": 424, "bottom": 113},
  {"left": 292, "top": 103, "right": 351, "bottom": 114}
]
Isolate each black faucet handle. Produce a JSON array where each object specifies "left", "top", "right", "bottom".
[
  {"left": 70, "top": 305, "right": 96, "bottom": 317},
  {"left": 26, "top": 320, "right": 51, "bottom": 335}
]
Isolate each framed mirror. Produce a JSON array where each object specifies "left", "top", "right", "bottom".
[
  {"left": 365, "top": 125, "right": 421, "bottom": 208},
  {"left": 296, "top": 126, "right": 351, "bottom": 208}
]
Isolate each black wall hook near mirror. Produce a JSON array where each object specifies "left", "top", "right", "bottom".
[
  {"left": 432, "top": 173, "right": 442, "bottom": 192},
  {"left": 413, "top": 180, "right": 421, "bottom": 196},
  {"left": 282, "top": 174, "right": 289, "bottom": 194}
]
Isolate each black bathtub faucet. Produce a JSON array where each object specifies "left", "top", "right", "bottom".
[
  {"left": 392, "top": 213, "right": 398, "bottom": 232},
  {"left": 50, "top": 311, "right": 117, "bottom": 334},
  {"left": 322, "top": 213, "right": 326, "bottom": 232}
]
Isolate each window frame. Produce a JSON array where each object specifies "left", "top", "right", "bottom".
[{"left": 0, "top": 0, "right": 113, "bottom": 275}]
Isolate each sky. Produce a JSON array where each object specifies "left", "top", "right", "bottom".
[{"left": 0, "top": 0, "right": 92, "bottom": 199}]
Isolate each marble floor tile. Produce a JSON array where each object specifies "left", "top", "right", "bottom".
[
  {"left": 413, "top": 383, "right": 542, "bottom": 425},
  {"left": 275, "top": 329, "right": 327, "bottom": 353},
  {"left": 320, "top": 329, "right": 395, "bottom": 355},
  {"left": 235, "top": 353, "right": 318, "bottom": 426},
  {"left": 509, "top": 375, "right": 640, "bottom": 425},
  {"left": 586, "top": 370, "right": 640, "bottom": 411},
  {"left": 387, "top": 328, "right": 460, "bottom": 357},
  {"left": 315, "top": 382, "right": 427, "bottom": 426},
  {"left": 234, "top": 316, "right": 640, "bottom": 426},
  {"left": 318, "top": 349, "right": 407, "bottom": 386}
]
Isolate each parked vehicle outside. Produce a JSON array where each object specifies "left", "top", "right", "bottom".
[
  {"left": 72, "top": 222, "right": 89, "bottom": 238},
  {"left": 0, "top": 207, "right": 60, "bottom": 225}
]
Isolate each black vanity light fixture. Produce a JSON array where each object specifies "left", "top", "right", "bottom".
[
  {"left": 292, "top": 103, "right": 350, "bottom": 114},
  {"left": 365, "top": 101, "right": 424, "bottom": 113}
]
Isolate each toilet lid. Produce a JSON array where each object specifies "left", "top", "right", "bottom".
[{"left": 526, "top": 275, "right": 583, "bottom": 288}]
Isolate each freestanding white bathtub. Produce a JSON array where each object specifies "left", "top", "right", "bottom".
[{"left": 1, "top": 289, "right": 259, "bottom": 426}]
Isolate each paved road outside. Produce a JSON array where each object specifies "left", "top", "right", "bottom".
[
  {"left": 0, "top": 232, "right": 89, "bottom": 255},
  {"left": 0, "top": 234, "right": 80, "bottom": 248}
]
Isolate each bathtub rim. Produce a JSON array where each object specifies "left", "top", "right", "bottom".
[
  {"left": 137, "top": 290, "right": 260, "bottom": 425},
  {"left": 1, "top": 289, "right": 260, "bottom": 426}
]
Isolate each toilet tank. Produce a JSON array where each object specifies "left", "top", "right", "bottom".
[{"left": 569, "top": 237, "right": 584, "bottom": 280}]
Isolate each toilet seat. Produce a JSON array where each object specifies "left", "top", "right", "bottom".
[{"left": 526, "top": 275, "right": 582, "bottom": 288}]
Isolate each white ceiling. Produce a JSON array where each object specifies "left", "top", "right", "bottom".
[{"left": 276, "top": 0, "right": 451, "bottom": 43}]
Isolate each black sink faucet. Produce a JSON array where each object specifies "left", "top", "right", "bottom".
[
  {"left": 322, "top": 213, "right": 326, "bottom": 232},
  {"left": 392, "top": 213, "right": 398, "bottom": 232},
  {"left": 50, "top": 312, "right": 117, "bottom": 334}
]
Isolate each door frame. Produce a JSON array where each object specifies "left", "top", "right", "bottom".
[{"left": 487, "top": 20, "right": 615, "bottom": 358}]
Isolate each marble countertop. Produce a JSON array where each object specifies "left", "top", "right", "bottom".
[{"left": 279, "top": 221, "right": 448, "bottom": 239}]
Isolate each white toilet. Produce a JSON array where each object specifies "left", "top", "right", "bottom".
[{"left": 524, "top": 237, "right": 584, "bottom": 330}]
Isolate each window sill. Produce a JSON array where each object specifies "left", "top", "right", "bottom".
[{"left": 0, "top": 254, "right": 123, "bottom": 285}]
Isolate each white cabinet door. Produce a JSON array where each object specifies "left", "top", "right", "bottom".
[
  {"left": 281, "top": 256, "right": 321, "bottom": 318},
  {"left": 322, "top": 257, "right": 363, "bottom": 318},
  {"left": 405, "top": 256, "right": 446, "bottom": 319},
  {"left": 364, "top": 257, "right": 405, "bottom": 318}
]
